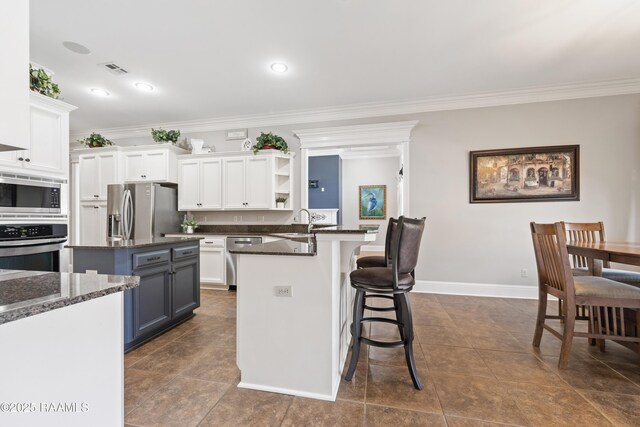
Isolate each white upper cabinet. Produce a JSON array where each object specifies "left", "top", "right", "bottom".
[
  {"left": 123, "top": 145, "right": 185, "bottom": 183},
  {"left": 78, "top": 152, "right": 119, "bottom": 201},
  {"left": 0, "top": 0, "right": 29, "bottom": 151},
  {"left": 177, "top": 157, "right": 222, "bottom": 210},
  {"left": 222, "top": 158, "right": 246, "bottom": 209},
  {"left": 176, "top": 151, "right": 292, "bottom": 211},
  {"left": 0, "top": 93, "right": 75, "bottom": 178}
]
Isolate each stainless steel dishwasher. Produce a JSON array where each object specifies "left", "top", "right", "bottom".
[{"left": 226, "top": 236, "right": 262, "bottom": 290}]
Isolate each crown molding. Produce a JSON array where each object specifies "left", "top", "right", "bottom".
[
  {"left": 295, "top": 121, "right": 418, "bottom": 149},
  {"left": 70, "top": 77, "right": 640, "bottom": 142}
]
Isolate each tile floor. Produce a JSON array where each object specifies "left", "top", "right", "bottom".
[{"left": 124, "top": 290, "right": 640, "bottom": 426}]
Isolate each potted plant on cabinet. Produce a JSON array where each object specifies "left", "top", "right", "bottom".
[
  {"left": 181, "top": 216, "right": 199, "bottom": 234},
  {"left": 78, "top": 133, "right": 113, "bottom": 148},
  {"left": 252, "top": 132, "right": 289, "bottom": 154},
  {"left": 29, "top": 64, "right": 60, "bottom": 98},
  {"left": 151, "top": 128, "right": 181, "bottom": 145},
  {"left": 275, "top": 197, "right": 287, "bottom": 209}
]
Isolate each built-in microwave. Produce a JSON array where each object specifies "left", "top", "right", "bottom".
[{"left": 0, "top": 177, "right": 61, "bottom": 214}]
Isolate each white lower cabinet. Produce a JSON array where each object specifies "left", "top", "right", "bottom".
[
  {"left": 199, "top": 238, "right": 226, "bottom": 288},
  {"left": 79, "top": 202, "right": 107, "bottom": 246}
]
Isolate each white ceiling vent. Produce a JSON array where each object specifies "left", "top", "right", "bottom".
[{"left": 98, "top": 62, "right": 129, "bottom": 75}]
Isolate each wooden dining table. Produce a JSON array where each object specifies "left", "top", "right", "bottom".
[
  {"left": 566, "top": 241, "right": 640, "bottom": 275},
  {"left": 566, "top": 241, "right": 640, "bottom": 354}
]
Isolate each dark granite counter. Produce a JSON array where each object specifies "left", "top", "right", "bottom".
[
  {"left": 228, "top": 238, "right": 316, "bottom": 256},
  {"left": 313, "top": 225, "right": 379, "bottom": 234},
  {"left": 66, "top": 236, "right": 202, "bottom": 249},
  {"left": 0, "top": 270, "right": 139, "bottom": 325}
]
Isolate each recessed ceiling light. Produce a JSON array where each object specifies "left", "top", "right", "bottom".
[
  {"left": 90, "top": 88, "right": 110, "bottom": 97},
  {"left": 270, "top": 62, "right": 288, "bottom": 73},
  {"left": 62, "top": 41, "right": 91, "bottom": 55},
  {"left": 134, "top": 82, "right": 154, "bottom": 92}
]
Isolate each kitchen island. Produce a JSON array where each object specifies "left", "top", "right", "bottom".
[
  {"left": 0, "top": 270, "right": 139, "bottom": 427},
  {"left": 231, "top": 225, "right": 378, "bottom": 401},
  {"left": 68, "top": 236, "right": 202, "bottom": 351}
]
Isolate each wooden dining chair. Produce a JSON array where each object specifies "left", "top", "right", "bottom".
[
  {"left": 562, "top": 221, "right": 640, "bottom": 287},
  {"left": 530, "top": 222, "right": 640, "bottom": 368}
]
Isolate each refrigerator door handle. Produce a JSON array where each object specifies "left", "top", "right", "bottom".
[{"left": 123, "top": 189, "right": 134, "bottom": 240}]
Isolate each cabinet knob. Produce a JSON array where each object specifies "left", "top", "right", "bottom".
[
  {"left": 94, "top": 195, "right": 99, "bottom": 198},
  {"left": 94, "top": 206, "right": 99, "bottom": 209},
  {"left": 18, "top": 157, "right": 24, "bottom": 161},
  {"left": 25, "top": 158, "right": 30, "bottom": 162}
]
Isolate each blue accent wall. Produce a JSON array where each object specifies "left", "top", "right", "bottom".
[{"left": 308, "top": 155, "right": 341, "bottom": 222}]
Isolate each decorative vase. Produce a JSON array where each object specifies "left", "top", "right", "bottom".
[
  {"left": 276, "top": 202, "right": 285, "bottom": 209},
  {"left": 185, "top": 226, "right": 194, "bottom": 234}
]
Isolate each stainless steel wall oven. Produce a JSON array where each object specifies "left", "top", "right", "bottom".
[{"left": 0, "top": 224, "right": 67, "bottom": 272}]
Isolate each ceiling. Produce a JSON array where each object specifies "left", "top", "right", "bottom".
[{"left": 30, "top": 0, "right": 640, "bottom": 133}]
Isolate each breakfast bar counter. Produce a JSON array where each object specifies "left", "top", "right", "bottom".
[{"left": 235, "top": 225, "right": 378, "bottom": 401}]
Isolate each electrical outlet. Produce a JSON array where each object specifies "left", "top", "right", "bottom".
[
  {"left": 521, "top": 268, "right": 528, "bottom": 278},
  {"left": 274, "top": 286, "right": 292, "bottom": 297}
]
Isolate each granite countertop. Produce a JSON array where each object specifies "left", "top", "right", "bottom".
[
  {"left": 312, "top": 225, "right": 379, "bottom": 234},
  {"left": 66, "top": 236, "right": 203, "bottom": 249},
  {"left": 228, "top": 238, "right": 316, "bottom": 256},
  {"left": 0, "top": 270, "right": 139, "bottom": 325}
]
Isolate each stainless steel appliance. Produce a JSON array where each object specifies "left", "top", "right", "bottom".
[
  {"left": 106, "top": 183, "right": 179, "bottom": 241},
  {"left": 0, "top": 176, "right": 61, "bottom": 214},
  {"left": 0, "top": 224, "right": 67, "bottom": 272},
  {"left": 226, "top": 236, "right": 262, "bottom": 289}
]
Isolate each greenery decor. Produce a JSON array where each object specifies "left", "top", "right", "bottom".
[
  {"left": 151, "top": 128, "right": 181, "bottom": 144},
  {"left": 181, "top": 217, "right": 199, "bottom": 233},
  {"left": 253, "top": 132, "right": 289, "bottom": 154},
  {"left": 78, "top": 132, "right": 113, "bottom": 148},
  {"left": 30, "top": 65, "right": 60, "bottom": 98},
  {"left": 275, "top": 197, "right": 288, "bottom": 203}
]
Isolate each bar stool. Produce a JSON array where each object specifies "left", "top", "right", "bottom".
[
  {"left": 345, "top": 216, "right": 426, "bottom": 390},
  {"left": 356, "top": 217, "right": 398, "bottom": 269}
]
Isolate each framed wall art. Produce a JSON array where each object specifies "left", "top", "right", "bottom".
[
  {"left": 359, "top": 185, "right": 386, "bottom": 219},
  {"left": 470, "top": 145, "right": 579, "bottom": 203}
]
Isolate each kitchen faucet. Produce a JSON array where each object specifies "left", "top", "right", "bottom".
[{"left": 297, "top": 208, "right": 313, "bottom": 233}]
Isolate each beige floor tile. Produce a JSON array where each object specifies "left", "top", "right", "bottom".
[
  {"left": 198, "top": 387, "right": 293, "bottom": 427},
  {"left": 365, "top": 404, "right": 447, "bottom": 426},
  {"left": 423, "top": 345, "right": 494, "bottom": 378},
  {"left": 338, "top": 349, "right": 368, "bottom": 403},
  {"left": 506, "top": 382, "right": 612, "bottom": 427},
  {"left": 432, "top": 373, "right": 530, "bottom": 425},
  {"left": 129, "top": 340, "right": 213, "bottom": 375},
  {"left": 414, "top": 324, "right": 472, "bottom": 348},
  {"left": 366, "top": 363, "right": 442, "bottom": 414},
  {"left": 477, "top": 350, "right": 564, "bottom": 387},
  {"left": 580, "top": 390, "right": 640, "bottom": 426},
  {"left": 124, "top": 368, "right": 177, "bottom": 414},
  {"left": 125, "top": 376, "right": 229, "bottom": 427},
  {"left": 280, "top": 397, "right": 364, "bottom": 427},
  {"left": 181, "top": 346, "right": 240, "bottom": 383},
  {"left": 445, "top": 415, "right": 523, "bottom": 426}
]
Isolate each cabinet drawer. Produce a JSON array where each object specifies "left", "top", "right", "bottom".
[
  {"left": 133, "top": 250, "right": 171, "bottom": 269},
  {"left": 172, "top": 245, "right": 199, "bottom": 261},
  {"left": 200, "top": 237, "right": 225, "bottom": 248}
]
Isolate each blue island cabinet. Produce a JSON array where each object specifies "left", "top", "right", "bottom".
[{"left": 71, "top": 239, "right": 200, "bottom": 351}]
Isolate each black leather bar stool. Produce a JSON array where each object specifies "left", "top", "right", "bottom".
[
  {"left": 356, "top": 217, "right": 398, "bottom": 269},
  {"left": 345, "top": 216, "right": 426, "bottom": 390}
]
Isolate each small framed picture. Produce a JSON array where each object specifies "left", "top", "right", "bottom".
[
  {"left": 359, "top": 185, "right": 386, "bottom": 220},
  {"left": 226, "top": 129, "right": 248, "bottom": 140}
]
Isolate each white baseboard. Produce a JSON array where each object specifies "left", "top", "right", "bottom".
[
  {"left": 362, "top": 245, "right": 384, "bottom": 253},
  {"left": 237, "top": 381, "right": 337, "bottom": 401},
  {"left": 413, "top": 280, "right": 539, "bottom": 299}
]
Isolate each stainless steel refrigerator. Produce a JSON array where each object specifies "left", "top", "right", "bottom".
[{"left": 106, "top": 183, "right": 179, "bottom": 241}]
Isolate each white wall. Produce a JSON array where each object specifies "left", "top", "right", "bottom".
[
  {"left": 341, "top": 156, "right": 398, "bottom": 246},
  {"left": 105, "top": 93, "right": 640, "bottom": 290},
  {"left": 409, "top": 94, "right": 640, "bottom": 287}
]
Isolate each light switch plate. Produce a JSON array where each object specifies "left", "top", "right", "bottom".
[{"left": 274, "top": 286, "right": 292, "bottom": 297}]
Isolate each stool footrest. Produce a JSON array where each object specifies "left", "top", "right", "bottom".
[
  {"left": 364, "top": 294, "right": 394, "bottom": 301},
  {"left": 364, "top": 305, "right": 396, "bottom": 312},
  {"left": 361, "top": 316, "right": 402, "bottom": 327},
  {"left": 361, "top": 336, "right": 405, "bottom": 348}
]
